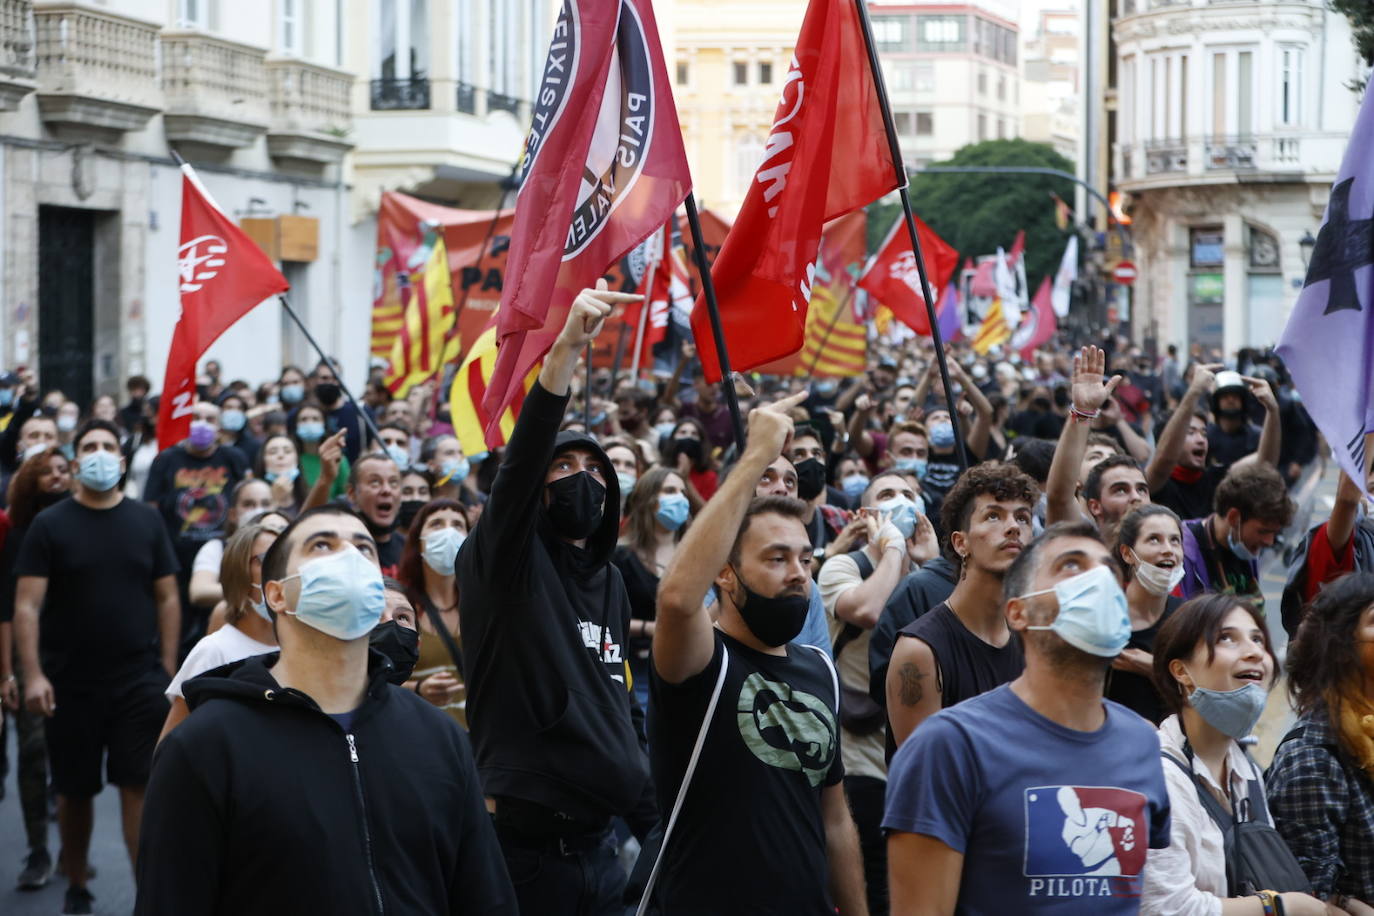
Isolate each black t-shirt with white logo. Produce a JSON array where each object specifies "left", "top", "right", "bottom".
[{"left": 649, "top": 630, "right": 843, "bottom": 914}]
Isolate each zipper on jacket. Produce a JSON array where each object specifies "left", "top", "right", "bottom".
[{"left": 346, "top": 733, "right": 385, "bottom": 916}]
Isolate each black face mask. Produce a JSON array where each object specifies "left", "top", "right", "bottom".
[
  {"left": 1217, "top": 406, "right": 1246, "bottom": 421},
  {"left": 369, "top": 621, "right": 419, "bottom": 685},
  {"left": 673, "top": 437, "right": 704, "bottom": 465},
  {"left": 545, "top": 471, "right": 605, "bottom": 540},
  {"left": 315, "top": 383, "right": 342, "bottom": 406},
  {"left": 728, "top": 566, "right": 810, "bottom": 647},
  {"left": 398, "top": 499, "right": 425, "bottom": 532},
  {"left": 794, "top": 458, "right": 827, "bottom": 501}
]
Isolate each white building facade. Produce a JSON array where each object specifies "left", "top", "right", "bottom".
[
  {"left": 1112, "top": 0, "right": 1361, "bottom": 357},
  {"left": 1022, "top": 7, "right": 1079, "bottom": 163}
]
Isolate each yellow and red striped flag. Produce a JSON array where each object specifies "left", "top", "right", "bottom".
[
  {"left": 449, "top": 317, "right": 541, "bottom": 454},
  {"left": 797, "top": 284, "right": 867, "bottom": 376},
  {"left": 385, "top": 233, "right": 455, "bottom": 397},
  {"left": 971, "top": 299, "right": 1010, "bottom": 354}
]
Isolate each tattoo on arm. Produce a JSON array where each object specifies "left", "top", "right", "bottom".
[{"left": 898, "top": 662, "right": 927, "bottom": 707}]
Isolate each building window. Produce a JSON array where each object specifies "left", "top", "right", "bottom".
[
  {"left": 892, "top": 64, "right": 915, "bottom": 91},
  {"left": 733, "top": 61, "right": 748, "bottom": 86},
  {"left": 977, "top": 70, "right": 987, "bottom": 95},
  {"left": 376, "top": 0, "right": 430, "bottom": 82},
  {"left": 1280, "top": 46, "right": 1303, "bottom": 126},
  {"left": 915, "top": 61, "right": 935, "bottom": 91},
  {"left": 872, "top": 16, "right": 909, "bottom": 52},
  {"left": 997, "top": 118, "right": 1005, "bottom": 139},
  {"left": 280, "top": 0, "right": 302, "bottom": 56},
  {"left": 676, "top": 61, "right": 689, "bottom": 85},
  {"left": 894, "top": 111, "right": 914, "bottom": 135},
  {"left": 1191, "top": 227, "right": 1225, "bottom": 268},
  {"left": 977, "top": 113, "right": 987, "bottom": 141},
  {"left": 758, "top": 61, "right": 773, "bottom": 84},
  {"left": 916, "top": 110, "right": 934, "bottom": 135},
  {"left": 916, "top": 15, "right": 965, "bottom": 52},
  {"left": 1211, "top": 52, "right": 1225, "bottom": 139},
  {"left": 486, "top": 0, "right": 519, "bottom": 97},
  {"left": 735, "top": 135, "right": 765, "bottom": 198},
  {"left": 997, "top": 75, "right": 1005, "bottom": 101},
  {"left": 1237, "top": 51, "right": 1253, "bottom": 137},
  {"left": 178, "top": 0, "right": 210, "bottom": 28}
]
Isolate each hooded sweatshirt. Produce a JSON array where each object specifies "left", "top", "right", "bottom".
[
  {"left": 458, "top": 381, "right": 649, "bottom": 824},
  {"left": 134, "top": 651, "right": 515, "bottom": 916}
]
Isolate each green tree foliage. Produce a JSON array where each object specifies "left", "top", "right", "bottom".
[
  {"left": 1330, "top": 0, "right": 1374, "bottom": 92},
  {"left": 865, "top": 139, "right": 1077, "bottom": 288}
]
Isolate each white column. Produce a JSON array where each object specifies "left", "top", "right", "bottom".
[{"left": 1222, "top": 212, "right": 1247, "bottom": 358}]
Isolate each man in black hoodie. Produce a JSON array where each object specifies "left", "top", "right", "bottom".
[
  {"left": 458, "top": 282, "right": 650, "bottom": 915},
  {"left": 134, "top": 505, "right": 514, "bottom": 916}
]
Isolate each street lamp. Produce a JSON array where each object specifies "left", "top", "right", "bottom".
[{"left": 1299, "top": 230, "right": 1317, "bottom": 270}]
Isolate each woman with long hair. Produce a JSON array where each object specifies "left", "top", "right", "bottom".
[
  {"left": 1268, "top": 572, "right": 1374, "bottom": 910},
  {"left": 255, "top": 434, "right": 308, "bottom": 513},
  {"left": 1142, "top": 594, "right": 1336, "bottom": 915},
  {"left": 612, "top": 466, "right": 691, "bottom": 707},
  {"left": 397, "top": 498, "right": 469, "bottom": 726},
  {"left": 663, "top": 416, "right": 717, "bottom": 505},
  {"left": 159, "top": 523, "right": 281, "bottom": 739},
  {"left": 1107, "top": 504, "right": 1186, "bottom": 723}
]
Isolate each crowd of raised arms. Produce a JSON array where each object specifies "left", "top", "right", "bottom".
[{"left": 1, "top": 285, "right": 1371, "bottom": 916}]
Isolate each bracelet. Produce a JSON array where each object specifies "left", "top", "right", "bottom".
[
  {"left": 1069, "top": 405, "right": 1100, "bottom": 422},
  {"left": 1254, "top": 890, "right": 1280, "bottom": 916}
]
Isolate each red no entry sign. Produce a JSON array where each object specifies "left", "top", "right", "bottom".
[{"left": 1113, "top": 261, "right": 1137, "bottom": 285}]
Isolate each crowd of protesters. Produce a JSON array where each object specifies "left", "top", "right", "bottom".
[{"left": 0, "top": 283, "right": 1371, "bottom": 915}]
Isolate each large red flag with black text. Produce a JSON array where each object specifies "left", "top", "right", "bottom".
[
  {"left": 482, "top": 0, "right": 691, "bottom": 444},
  {"left": 158, "top": 166, "right": 288, "bottom": 450},
  {"left": 691, "top": 0, "right": 898, "bottom": 380},
  {"left": 858, "top": 214, "right": 959, "bottom": 335}
]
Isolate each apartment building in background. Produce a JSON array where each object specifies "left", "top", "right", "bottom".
[{"left": 1021, "top": 6, "right": 1079, "bottom": 162}]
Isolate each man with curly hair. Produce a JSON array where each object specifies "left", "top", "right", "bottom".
[{"left": 884, "top": 463, "right": 1038, "bottom": 754}]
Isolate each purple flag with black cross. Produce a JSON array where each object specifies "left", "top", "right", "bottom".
[{"left": 1276, "top": 88, "right": 1374, "bottom": 495}]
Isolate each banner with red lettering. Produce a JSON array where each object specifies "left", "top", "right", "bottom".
[
  {"left": 858, "top": 214, "right": 959, "bottom": 335},
  {"left": 159, "top": 166, "right": 288, "bottom": 450},
  {"left": 690, "top": 0, "right": 897, "bottom": 381}
]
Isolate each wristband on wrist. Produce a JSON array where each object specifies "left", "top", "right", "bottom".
[
  {"left": 1254, "top": 890, "right": 1279, "bottom": 916},
  {"left": 1069, "top": 404, "right": 1100, "bottom": 422}
]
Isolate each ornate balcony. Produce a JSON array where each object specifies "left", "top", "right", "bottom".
[
  {"left": 370, "top": 77, "right": 429, "bottom": 110},
  {"left": 1144, "top": 139, "right": 1187, "bottom": 174},
  {"left": 33, "top": 2, "right": 161, "bottom": 135},
  {"left": 1205, "top": 136, "right": 1257, "bottom": 171},
  {"left": 161, "top": 31, "right": 270, "bottom": 150},
  {"left": 265, "top": 58, "right": 353, "bottom": 165},
  {"left": 0, "top": 0, "right": 34, "bottom": 110}
]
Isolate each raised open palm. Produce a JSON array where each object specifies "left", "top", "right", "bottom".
[{"left": 1071, "top": 346, "right": 1122, "bottom": 414}]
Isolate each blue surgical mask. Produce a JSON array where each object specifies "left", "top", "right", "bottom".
[
  {"left": 929, "top": 421, "right": 956, "bottom": 449},
  {"left": 439, "top": 456, "right": 470, "bottom": 485},
  {"left": 385, "top": 444, "right": 410, "bottom": 470},
  {"left": 1022, "top": 565, "right": 1131, "bottom": 657},
  {"left": 655, "top": 492, "right": 691, "bottom": 532},
  {"left": 281, "top": 383, "right": 305, "bottom": 405},
  {"left": 877, "top": 496, "right": 921, "bottom": 539},
  {"left": 1186, "top": 678, "right": 1268, "bottom": 740},
  {"left": 0, "top": 388, "right": 13, "bottom": 408},
  {"left": 894, "top": 457, "right": 928, "bottom": 479},
  {"left": 57, "top": 414, "right": 77, "bottom": 433},
  {"left": 220, "top": 409, "right": 246, "bottom": 432},
  {"left": 75, "top": 450, "right": 122, "bottom": 492},
  {"left": 276, "top": 545, "right": 385, "bottom": 641},
  {"left": 296, "top": 421, "right": 325, "bottom": 443},
  {"left": 1228, "top": 530, "right": 1260, "bottom": 563},
  {"left": 841, "top": 473, "right": 870, "bottom": 503},
  {"left": 422, "top": 526, "right": 466, "bottom": 577},
  {"left": 654, "top": 421, "right": 677, "bottom": 440},
  {"left": 617, "top": 470, "right": 637, "bottom": 496},
  {"left": 265, "top": 467, "right": 299, "bottom": 485},
  {"left": 250, "top": 584, "right": 273, "bottom": 623}
]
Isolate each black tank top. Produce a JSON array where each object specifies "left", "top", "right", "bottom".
[{"left": 899, "top": 602, "right": 1024, "bottom": 709}]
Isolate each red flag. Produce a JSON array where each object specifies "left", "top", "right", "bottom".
[
  {"left": 691, "top": 0, "right": 898, "bottom": 381},
  {"left": 1011, "top": 276, "right": 1057, "bottom": 361},
  {"left": 857, "top": 215, "right": 959, "bottom": 335},
  {"left": 483, "top": 0, "right": 691, "bottom": 444},
  {"left": 159, "top": 166, "right": 288, "bottom": 450}
]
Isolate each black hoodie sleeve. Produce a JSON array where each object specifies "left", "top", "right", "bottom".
[
  {"left": 134, "top": 736, "right": 224, "bottom": 914},
  {"left": 467, "top": 380, "right": 569, "bottom": 585}
]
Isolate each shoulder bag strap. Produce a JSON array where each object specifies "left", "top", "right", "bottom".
[
  {"left": 419, "top": 593, "right": 465, "bottom": 681},
  {"left": 808, "top": 643, "right": 841, "bottom": 715},
  {"left": 634, "top": 645, "right": 730, "bottom": 916}
]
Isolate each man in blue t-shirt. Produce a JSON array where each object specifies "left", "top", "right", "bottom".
[{"left": 883, "top": 520, "right": 1170, "bottom": 913}]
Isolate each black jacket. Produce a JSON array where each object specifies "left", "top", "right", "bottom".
[
  {"left": 134, "top": 651, "right": 515, "bottom": 916},
  {"left": 458, "top": 381, "right": 650, "bottom": 824}
]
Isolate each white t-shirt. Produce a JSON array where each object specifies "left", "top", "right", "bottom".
[
  {"left": 166, "top": 623, "right": 275, "bottom": 699},
  {"left": 192, "top": 538, "right": 225, "bottom": 575},
  {"left": 817, "top": 550, "right": 888, "bottom": 781}
]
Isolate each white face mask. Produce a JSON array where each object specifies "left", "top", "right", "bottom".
[
  {"left": 422, "top": 526, "right": 466, "bottom": 577},
  {"left": 1128, "top": 549, "right": 1185, "bottom": 597}
]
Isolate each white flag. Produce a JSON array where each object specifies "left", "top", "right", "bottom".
[{"left": 1051, "top": 235, "right": 1078, "bottom": 317}]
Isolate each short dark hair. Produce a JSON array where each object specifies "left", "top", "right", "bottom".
[
  {"left": 1152, "top": 593, "right": 1273, "bottom": 716},
  {"left": 349, "top": 451, "right": 400, "bottom": 490},
  {"left": 1287, "top": 571, "right": 1374, "bottom": 717},
  {"left": 126, "top": 375, "right": 151, "bottom": 393},
  {"left": 1086, "top": 432, "right": 1123, "bottom": 456},
  {"left": 73, "top": 418, "right": 121, "bottom": 452},
  {"left": 1003, "top": 520, "right": 1102, "bottom": 601},
  {"left": 261, "top": 504, "right": 366, "bottom": 597},
  {"left": 939, "top": 463, "right": 1040, "bottom": 564},
  {"left": 1084, "top": 455, "right": 1143, "bottom": 502},
  {"left": 728, "top": 495, "right": 809, "bottom": 567},
  {"left": 1214, "top": 463, "right": 1294, "bottom": 525},
  {"left": 1009, "top": 438, "right": 1055, "bottom": 484}
]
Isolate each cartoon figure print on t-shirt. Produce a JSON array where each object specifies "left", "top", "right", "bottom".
[
  {"left": 737, "top": 672, "right": 837, "bottom": 788},
  {"left": 1024, "top": 785, "right": 1149, "bottom": 898},
  {"left": 172, "top": 465, "right": 231, "bottom": 538}
]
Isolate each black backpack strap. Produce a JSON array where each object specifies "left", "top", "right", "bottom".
[
  {"left": 418, "top": 592, "right": 465, "bottom": 680},
  {"left": 831, "top": 550, "right": 876, "bottom": 659},
  {"left": 847, "top": 549, "right": 874, "bottom": 580}
]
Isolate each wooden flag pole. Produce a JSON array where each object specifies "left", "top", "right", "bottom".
[
  {"left": 684, "top": 195, "right": 747, "bottom": 450},
  {"left": 852, "top": 0, "right": 968, "bottom": 470}
]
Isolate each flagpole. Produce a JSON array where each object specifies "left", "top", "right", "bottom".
[
  {"left": 684, "top": 195, "right": 747, "bottom": 450},
  {"left": 805, "top": 283, "right": 858, "bottom": 378},
  {"left": 629, "top": 244, "right": 658, "bottom": 381},
  {"left": 278, "top": 295, "right": 385, "bottom": 447},
  {"left": 609, "top": 321, "right": 631, "bottom": 392},
  {"left": 584, "top": 342, "right": 594, "bottom": 429},
  {"left": 852, "top": 0, "right": 968, "bottom": 471}
]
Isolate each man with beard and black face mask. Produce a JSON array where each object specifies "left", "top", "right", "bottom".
[
  {"left": 457, "top": 283, "right": 652, "bottom": 916},
  {"left": 307, "top": 360, "right": 365, "bottom": 464},
  {"left": 649, "top": 390, "right": 867, "bottom": 915}
]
